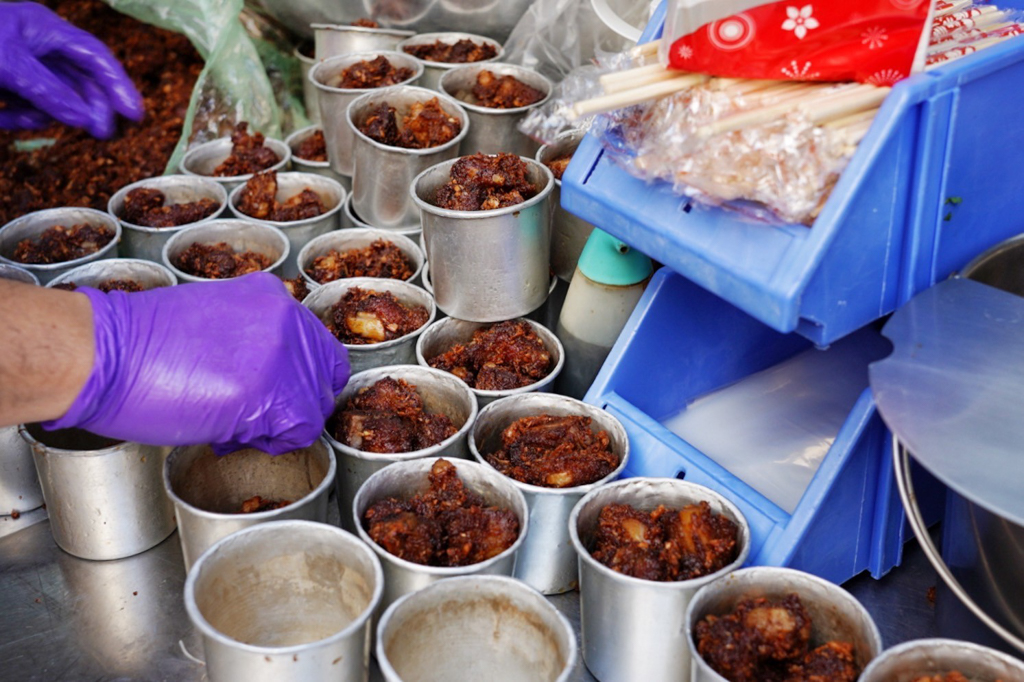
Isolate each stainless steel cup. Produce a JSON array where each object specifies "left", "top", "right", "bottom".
[
  {"left": 324, "top": 365, "right": 478, "bottom": 531},
  {"left": 377, "top": 575, "right": 576, "bottom": 682},
  {"left": 297, "top": 228, "right": 424, "bottom": 290},
  {"left": 353, "top": 457, "right": 528, "bottom": 613},
  {"left": 416, "top": 317, "right": 565, "bottom": 408},
  {"left": 20, "top": 424, "right": 175, "bottom": 561},
  {"left": 396, "top": 32, "right": 504, "bottom": 91},
  {"left": 228, "top": 172, "right": 346, "bottom": 278},
  {"left": 285, "top": 125, "right": 350, "bottom": 189},
  {"left": 47, "top": 258, "right": 177, "bottom": 290},
  {"left": 163, "top": 439, "right": 336, "bottom": 572},
  {"left": 343, "top": 194, "right": 421, "bottom": 240},
  {"left": 349, "top": 86, "right": 469, "bottom": 229},
  {"left": 0, "top": 208, "right": 121, "bottom": 285},
  {"left": 470, "top": 394, "right": 628, "bottom": 594},
  {"left": 0, "top": 425, "right": 43, "bottom": 517},
  {"left": 439, "top": 63, "right": 553, "bottom": 157},
  {"left": 162, "top": 220, "right": 291, "bottom": 283},
  {"left": 180, "top": 135, "right": 291, "bottom": 193},
  {"left": 313, "top": 23, "right": 415, "bottom": 61},
  {"left": 570, "top": 478, "right": 751, "bottom": 682},
  {"left": 107, "top": 175, "right": 228, "bottom": 263},
  {"left": 412, "top": 156, "right": 554, "bottom": 321},
  {"left": 860, "top": 638, "right": 1024, "bottom": 681},
  {"left": 310, "top": 52, "right": 424, "bottom": 176},
  {"left": 184, "top": 520, "right": 383, "bottom": 682},
  {"left": 537, "top": 129, "right": 594, "bottom": 282},
  {"left": 0, "top": 262, "right": 39, "bottom": 284},
  {"left": 293, "top": 45, "right": 320, "bottom": 124},
  {"left": 686, "top": 566, "right": 883, "bottom": 682}
]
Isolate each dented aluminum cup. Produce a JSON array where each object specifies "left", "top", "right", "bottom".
[
  {"left": 348, "top": 85, "right": 468, "bottom": 230},
  {"left": 47, "top": 258, "right": 177, "bottom": 290},
  {"left": 297, "top": 228, "right": 424, "bottom": 290},
  {"left": 185, "top": 520, "right": 383, "bottom": 682},
  {"left": 293, "top": 44, "right": 320, "bottom": 124},
  {"left": 377, "top": 576, "right": 576, "bottom": 682},
  {"left": 859, "top": 638, "right": 1024, "bottom": 682},
  {"left": 470, "top": 394, "right": 628, "bottom": 594},
  {"left": 163, "top": 439, "right": 336, "bottom": 572},
  {"left": 107, "top": 175, "right": 228, "bottom": 263},
  {"left": 0, "top": 208, "right": 121, "bottom": 285},
  {"left": 537, "top": 129, "right": 594, "bottom": 282},
  {"left": 313, "top": 23, "right": 414, "bottom": 61},
  {"left": 353, "top": 457, "right": 528, "bottom": 614},
  {"left": 285, "top": 125, "right": 350, "bottom": 190},
  {"left": 343, "top": 195, "right": 421, "bottom": 240},
  {"left": 162, "top": 220, "right": 291, "bottom": 283},
  {"left": 180, "top": 135, "right": 291, "bottom": 193},
  {"left": 396, "top": 32, "right": 504, "bottom": 92}
]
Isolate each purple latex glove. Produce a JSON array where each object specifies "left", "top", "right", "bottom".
[
  {"left": 45, "top": 273, "right": 351, "bottom": 455},
  {"left": 0, "top": 2, "right": 144, "bottom": 137}
]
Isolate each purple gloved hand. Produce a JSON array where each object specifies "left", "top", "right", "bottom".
[
  {"left": 45, "top": 273, "right": 350, "bottom": 455},
  {"left": 0, "top": 2, "right": 144, "bottom": 137}
]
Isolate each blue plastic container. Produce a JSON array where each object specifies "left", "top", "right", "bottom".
[{"left": 562, "top": 1, "right": 1024, "bottom": 346}]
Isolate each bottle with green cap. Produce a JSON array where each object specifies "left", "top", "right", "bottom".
[{"left": 555, "top": 229, "right": 653, "bottom": 399}]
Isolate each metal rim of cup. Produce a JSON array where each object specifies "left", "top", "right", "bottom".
[
  {"left": 297, "top": 228, "right": 425, "bottom": 289},
  {"left": 311, "top": 22, "right": 416, "bottom": 39},
  {"left": 45, "top": 257, "right": 178, "bottom": 290},
  {"left": 285, "top": 125, "right": 330, "bottom": 170},
  {"left": 107, "top": 174, "right": 229, "bottom": 234},
  {"left": 179, "top": 136, "right": 292, "bottom": 185},
  {"left": 343, "top": 195, "right": 421, "bottom": 236},
  {"left": 438, "top": 62, "right": 554, "bottom": 116},
  {"left": 858, "top": 637, "right": 1024, "bottom": 680},
  {"left": 161, "top": 219, "right": 291, "bottom": 283},
  {"left": 309, "top": 51, "right": 426, "bottom": 96},
  {"left": 18, "top": 424, "right": 130, "bottom": 457},
  {"left": 346, "top": 85, "right": 471, "bottom": 156},
  {"left": 292, "top": 44, "right": 314, "bottom": 64},
  {"left": 395, "top": 32, "right": 505, "bottom": 73},
  {"left": 0, "top": 263, "right": 40, "bottom": 285},
  {"left": 536, "top": 128, "right": 587, "bottom": 189},
  {"left": 0, "top": 207, "right": 122, "bottom": 274},
  {"left": 227, "top": 171, "right": 347, "bottom": 229},
  {"left": 410, "top": 155, "right": 555, "bottom": 220},
  {"left": 183, "top": 519, "right": 385, "bottom": 654}
]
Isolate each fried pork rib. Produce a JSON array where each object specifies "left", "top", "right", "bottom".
[
  {"left": 122, "top": 187, "right": 220, "bottom": 228},
  {"left": 331, "top": 377, "right": 457, "bottom": 453},
  {"left": 486, "top": 415, "right": 617, "bottom": 488},
  {"left": 306, "top": 239, "right": 414, "bottom": 284},
  {"left": 336, "top": 56, "right": 414, "bottom": 89},
  {"left": 351, "top": 18, "right": 379, "bottom": 27},
  {"left": 544, "top": 153, "right": 573, "bottom": 181},
  {"left": 13, "top": 223, "right": 115, "bottom": 264},
  {"left": 239, "top": 496, "right": 292, "bottom": 514},
  {"left": 403, "top": 39, "right": 498, "bottom": 63},
  {"left": 360, "top": 98, "right": 462, "bottom": 149},
  {"left": 282, "top": 275, "right": 309, "bottom": 302},
  {"left": 435, "top": 153, "right": 537, "bottom": 211},
  {"left": 325, "top": 287, "right": 428, "bottom": 345},
  {"left": 174, "top": 242, "right": 272, "bottom": 279},
  {"left": 591, "top": 501, "right": 739, "bottom": 581},
  {"left": 428, "top": 319, "right": 551, "bottom": 390},
  {"left": 471, "top": 70, "right": 545, "bottom": 109},
  {"left": 236, "top": 170, "right": 325, "bottom": 222},
  {"left": 212, "top": 122, "right": 281, "bottom": 177},
  {"left": 364, "top": 458, "right": 519, "bottom": 566},
  {"left": 52, "top": 279, "right": 145, "bottom": 293},
  {"left": 294, "top": 129, "right": 328, "bottom": 162}
]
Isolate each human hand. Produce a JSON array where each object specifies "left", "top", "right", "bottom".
[
  {"left": 0, "top": 2, "right": 144, "bottom": 137},
  {"left": 45, "top": 273, "right": 350, "bottom": 455}
]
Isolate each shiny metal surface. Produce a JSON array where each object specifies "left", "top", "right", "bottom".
[
  {"left": 180, "top": 136, "right": 291, "bottom": 193},
  {"left": 353, "top": 457, "right": 528, "bottom": 614},
  {"left": 415, "top": 317, "right": 564, "bottom": 407},
  {"left": 469, "top": 394, "right": 628, "bottom": 594},
  {"left": 21, "top": 424, "right": 175, "bottom": 561},
  {"left": 569, "top": 478, "right": 751, "bottom": 682},
  {"left": 377, "top": 576, "right": 576, "bottom": 682},
  {"left": 107, "top": 175, "right": 229, "bottom": 263},
  {"left": 537, "top": 130, "right": 594, "bottom": 282},
  {"left": 412, "top": 157, "right": 554, "bottom": 321},
  {"left": 959, "top": 231, "right": 1024, "bottom": 296},
  {"left": 440, "top": 63, "right": 553, "bottom": 157},
  {"left": 227, "top": 172, "right": 345, "bottom": 278},
  {"left": 163, "top": 439, "right": 335, "bottom": 572},
  {"left": 162, "top": 220, "right": 291, "bottom": 283},
  {"left": 0, "top": 262, "right": 40, "bottom": 284},
  {"left": 293, "top": 46, "right": 320, "bottom": 124},
  {"left": 285, "top": 125, "right": 349, "bottom": 187},
  {"left": 46, "top": 258, "right": 177, "bottom": 290},
  {"left": 325, "top": 365, "right": 478, "bottom": 531},
  {"left": 297, "top": 227, "right": 424, "bottom": 289},
  {"left": 862, "top": 637, "right": 1024, "bottom": 681},
  {"left": 311, "top": 52, "right": 424, "bottom": 176},
  {"left": 184, "top": 521, "right": 383, "bottom": 682},
  {"left": 343, "top": 194, "right": 422, "bottom": 238},
  {"left": 686, "top": 567, "right": 883, "bottom": 682},
  {"left": 396, "top": 33, "right": 504, "bottom": 91},
  {"left": 0, "top": 208, "right": 121, "bottom": 285},
  {"left": 314, "top": 23, "right": 415, "bottom": 61},
  {"left": 349, "top": 86, "right": 469, "bottom": 229},
  {"left": 0, "top": 425, "right": 43, "bottom": 518}
]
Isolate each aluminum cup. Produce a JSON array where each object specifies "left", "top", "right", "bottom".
[
  {"left": 162, "top": 220, "right": 290, "bottom": 283},
  {"left": 107, "top": 175, "right": 228, "bottom": 263},
  {"left": 537, "top": 129, "right": 594, "bottom": 282},
  {"left": 19, "top": 424, "right": 175, "bottom": 561},
  {"left": 353, "top": 457, "right": 528, "bottom": 614},
  {"left": 469, "top": 394, "right": 628, "bottom": 594},
  {"left": 859, "top": 638, "right": 1024, "bottom": 681},
  {"left": 46, "top": 258, "right": 177, "bottom": 290},
  {"left": 228, "top": 172, "right": 346, "bottom": 278},
  {"left": 686, "top": 566, "right": 883, "bottom": 682},
  {"left": 377, "top": 575, "right": 576, "bottom": 682},
  {"left": 185, "top": 520, "right": 383, "bottom": 682},
  {"left": 416, "top": 317, "right": 565, "bottom": 408},
  {"left": 439, "top": 63, "right": 553, "bottom": 157},
  {"left": 163, "top": 438, "right": 336, "bottom": 572},
  {"left": 310, "top": 52, "right": 424, "bottom": 176},
  {"left": 324, "top": 365, "right": 478, "bottom": 531},
  {"left": 313, "top": 23, "right": 415, "bottom": 61},
  {"left": 297, "top": 228, "right": 424, "bottom": 290},
  {"left": 348, "top": 85, "right": 469, "bottom": 230},
  {"left": 412, "top": 156, "right": 554, "bottom": 321},
  {"left": 343, "top": 194, "right": 421, "bottom": 239},
  {"left": 180, "top": 135, "right": 291, "bottom": 193},
  {"left": 293, "top": 45, "right": 320, "bottom": 124},
  {"left": 284, "top": 125, "right": 350, "bottom": 190},
  {"left": 0, "top": 262, "right": 40, "bottom": 285},
  {"left": 569, "top": 478, "right": 751, "bottom": 682},
  {"left": 0, "top": 208, "right": 121, "bottom": 285},
  {"left": 396, "top": 32, "right": 504, "bottom": 92},
  {"left": 0, "top": 425, "right": 43, "bottom": 518}
]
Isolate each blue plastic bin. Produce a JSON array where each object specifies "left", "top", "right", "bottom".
[{"left": 562, "top": 2, "right": 1024, "bottom": 346}]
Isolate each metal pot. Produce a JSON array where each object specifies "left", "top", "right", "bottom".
[
  {"left": 285, "top": 125, "right": 349, "bottom": 189},
  {"left": 376, "top": 576, "right": 576, "bottom": 682},
  {"left": 313, "top": 23, "right": 415, "bottom": 61},
  {"left": 180, "top": 136, "right": 291, "bottom": 193},
  {"left": 162, "top": 220, "right": 291, "bottom": 283},
  {"left": 46, "top": 258, "right": 177, "bottom": 291},
  {"left": 343, "top": 195, "right": 421, "bottom": 240},
  {"left": 163, "top": 439, "right": 336, "bottom": 572},
  {"left": 536, "top": 129, "right": 594, "bottom": 282},
  {"left": 293, "top": 45, "right": 320, "bottom": 124},
  {"left": 107, "top": 175, "right": 228, "bottom": 263},
  {"left": 0, "top": 208, "right": 121, "bottom": 285},
  {"left": 0, "top": 262, "right": 39, "bottom": 285},
  {"left": 396, "top": 32, "right": 504, "bottom": 91},
  {"left": 860, "top": 638, "right": 1024, "bottom": 681},
  {"left": 469, "top": 393, "right": 628, "bottom": 594},
  {"left": 297, "top": 228, "right": 424, "bottom": 290}
]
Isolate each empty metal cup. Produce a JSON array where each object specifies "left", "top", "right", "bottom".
[
  {"left": 180, "top": 135, "right": 291, "bottom": 193},
  {"left": 396, "top": 32, "right": 504, "bottom": 91},
  {"left": 353, "top": 457, "right": 528, "bottom": 613},
  {"left": 313, "top": 23, "right": 414, "bottom": 61},
  {"left": 377, "top": 576, "right": 576, "bottom": 682},
  {"left": 293, "top": 44, "right": 320, "bottom": 124},
  {"left": 343, "top": 195, "right": 421, "bottom": 240},
  {"left": 537, "top": 129, "right": 594, "bottom": 282},
  {"left": 107, "top": 175, "right": 228, "bottom": 263},
  {"left": 570, "top": 478, "right": 751, "bottom": 682},
  {"left": 859, "top": 638, "right": 1024, "bottom": 681},
  {"left": 47, "top": 258, "right": 177, "bottom": 290},
  {"left": 163, "top": 439, "right": 336, "bottom": 572},
  {"left": 162, "top": 220, "right": 290, "bottom": 283},
  {"left": 184, "top": 520, "right": 383, "bottom": 682},
  {"left": 0, "top": 208, "right": 121, "bottom": 285},
  {"left": 297, "top": 228, "right": 424, "bottom": 290}
]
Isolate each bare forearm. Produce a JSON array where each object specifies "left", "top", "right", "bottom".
[{"left": 0, "top": 280, "right": 94, "bottom": 427}]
